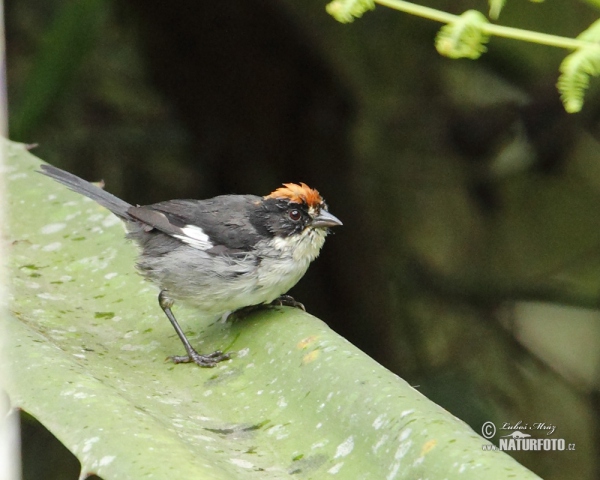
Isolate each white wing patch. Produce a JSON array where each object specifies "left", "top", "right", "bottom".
[{"left": 173, "top": 225, "right": 213, "bottom": 250}]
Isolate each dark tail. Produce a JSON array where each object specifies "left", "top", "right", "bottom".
[{"left": 39, "top": 164, "right": 132, "bottom": 220}]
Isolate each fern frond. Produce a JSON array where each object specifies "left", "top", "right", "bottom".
[
  {"left": 435, "top": 10, "right": 490, "bottom": 60},
  {"left": 576, "top": 18, "right": 600, "bottom": 43},
  {"left": 557, "top": 45, "right": 600, "bottom": 113},
  {"left": 326, "top": 0, "right": 375, "bottom": 23},
  {"left": 488, "top": 0, "right": 506, "bottom": 20}
]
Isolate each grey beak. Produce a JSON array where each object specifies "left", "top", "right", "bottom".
[{"left": 311, "top": 210, "right": 343, "bottom": 228}]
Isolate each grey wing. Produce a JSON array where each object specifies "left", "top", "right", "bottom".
[{"left": 127, "top": 195, "right": 263, "bottom": 254}]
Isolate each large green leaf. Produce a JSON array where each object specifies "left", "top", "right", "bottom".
[{"left": 3, "top": 139, "right": 539, "bottom": 478}]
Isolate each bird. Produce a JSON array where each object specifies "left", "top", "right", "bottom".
[{"left": 38, "top": 164, "right": 342, "bottom": 367}]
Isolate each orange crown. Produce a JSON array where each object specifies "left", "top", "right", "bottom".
[{"left": 265, "top": 183, "right": 323, "bottom": 208}]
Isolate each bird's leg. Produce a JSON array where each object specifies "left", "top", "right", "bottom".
[
  {"left": 270, "top": 294, "right": 306, "bottom": 311},
  {"left": 158, "top": 290, "right": 230, "bottom": 367}
]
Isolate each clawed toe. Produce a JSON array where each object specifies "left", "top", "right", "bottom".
[
  {"left": 271, "top": 295, "right": 305, "bottom": 311},
  {"left": 168, "top": 350, "right": 230, "bottom": 367}
]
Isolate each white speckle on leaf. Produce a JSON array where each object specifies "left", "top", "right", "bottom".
[
  {"left": 104, "top": 272, "right": 118, "bottom": 280},
  {"left": 238, "top": 347, "right": 250, "bottom": 357},
  {"left": 400, "top": 409, "right": 415, "bottom": 418},
  {"left": 395, "top": 439, "right": 412, "bottom": 460},
  {"left": 387, "top": 431, "right": 413, "bottom": 480},
  {"left": 87, "top": 213, "right": 104, "bottom": 222},
  {"left": 373, "top": 413, "right": 387, "bottom": 429},
  {"left": 47, "top": 194, "right": 57, "bottom": 201},
  {"left": 387, "top": 463, "right": 400, "bottom": 480},
  {"left": 311, "top": 440, "right": 327, "bottom": 449},
  {"left": 41, "top": 223, "right": 66, "bottom": 234},
  {"left": 316, "top": 422, "right": 322, "bottom": 429},
  {"left": 334, "top": 436, "right": 354, "bottom": 459},
  {"left": 73, "top": 392, "right": 92, "bottom": 399},
  {"left": 373, "top": 434, "right": 389, "bottom": 453},
  {"left": 193, "top": 415, "right": 212, "bottom": 421},
  {"left": 42, "top": 242, "right": 62, "bottom": 251},
  {"left": 37, "top": 292, "right": 65, "bottom": 301},
  {"left": 257, "top": 390, "right": 263, "bottom": 395},
  {"left": 102, "top": 214, "right": 120, "bottom": 227},
  {"left": 99, "top": 456, "right": 115, "bottom": 466},
  {"left": 120, "top": 344, "right": 145, "bottom": 351},
  {"left": 266, "top": 424, "right": 288, "bottom": 440},
  {"left": 82, "top": 437, "right": 99, "bottom": 453},
  {"left": 277, "top": 396, "right": 287, "bottom": 408},
  {"left": 328, "top": 462, "right": 344, "bottom": 474},
  {"left": 229, "top": 458, "right": 254, "bottom": 469},
  {"left": 160, "top": 397, "right": 183, "bottom": 406},
  {"left": 203, "top": 390, "right": 213, "bottom": 397}
]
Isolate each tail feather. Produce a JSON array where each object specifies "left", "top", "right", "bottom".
[{"left": 39, "top": 164, "right": 132, "bottom": 220}]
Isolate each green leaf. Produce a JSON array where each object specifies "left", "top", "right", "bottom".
[
  {"left": 556, "top": 19, "right": 600, "bottom": 113},
  {"left": 435, "top": 10, "right": 491, "bottom": 60},
  {"left": 557, "top": 45, "right": 600, "bottom": 113},
  {"left": 488, "top": 0, "right": 506, "bottom": 20},
  {"left": 326, "top": 0, "right": 375, "bottom": 24},
  {"left": 575, "top": 18, "right": 600, "bottom": 42},
  {"left": 3, "top": 139, "right": 540, "bottom": 478}
]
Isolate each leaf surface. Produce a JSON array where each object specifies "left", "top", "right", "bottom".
[{"left": 3, "top": 140, "right": 539, "bottom": 479}]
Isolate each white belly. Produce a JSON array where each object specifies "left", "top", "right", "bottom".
[{"left": 143, "top": 227, "right": 328, "bottom": 316}]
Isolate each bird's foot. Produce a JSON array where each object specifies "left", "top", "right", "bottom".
[
  {"left": 271, "top": 295, "right": 305, "bottom": 311},
  {"left": 229, "top": 295, "right": 306, "bottom": 322},
  {"left": 168, "top": 349, "right": 230, "bottom": 367}
]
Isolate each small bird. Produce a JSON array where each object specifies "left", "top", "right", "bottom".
[{"left": 39, "top": 165, "right": 342, "bottom": 367}]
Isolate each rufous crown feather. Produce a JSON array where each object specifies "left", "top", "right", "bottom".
[{"left": 265, "top": 183, "right": 323, "bottom": 208}]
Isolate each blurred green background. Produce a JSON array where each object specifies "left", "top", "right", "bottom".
[{"left": 7, "top": 0, "right": 600, "bottom": 478}]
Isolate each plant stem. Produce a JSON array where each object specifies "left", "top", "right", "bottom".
[{"left": 375, "top": 0, "right": 591, "bottom": 50}]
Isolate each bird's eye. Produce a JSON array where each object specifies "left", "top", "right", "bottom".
[{"left": 289, "top": 209, "right": 301, "bottom": 221}]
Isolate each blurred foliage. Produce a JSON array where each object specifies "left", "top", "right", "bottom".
[
  {"left": 330, "top": 0, "right": 600, "bottom": 112},
  {"left": 9, "top": 0, "right": 106, "bottom": 140},
  {"left": 6, "top": 0, "right": 600, "bottom": 478},
  {"left": 435, "top": 10, "right": 490, "bottom": 60}
]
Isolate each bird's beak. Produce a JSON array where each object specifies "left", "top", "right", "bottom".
[{"left": 311, "top": 210, "right": 343, "bottom": 228}]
